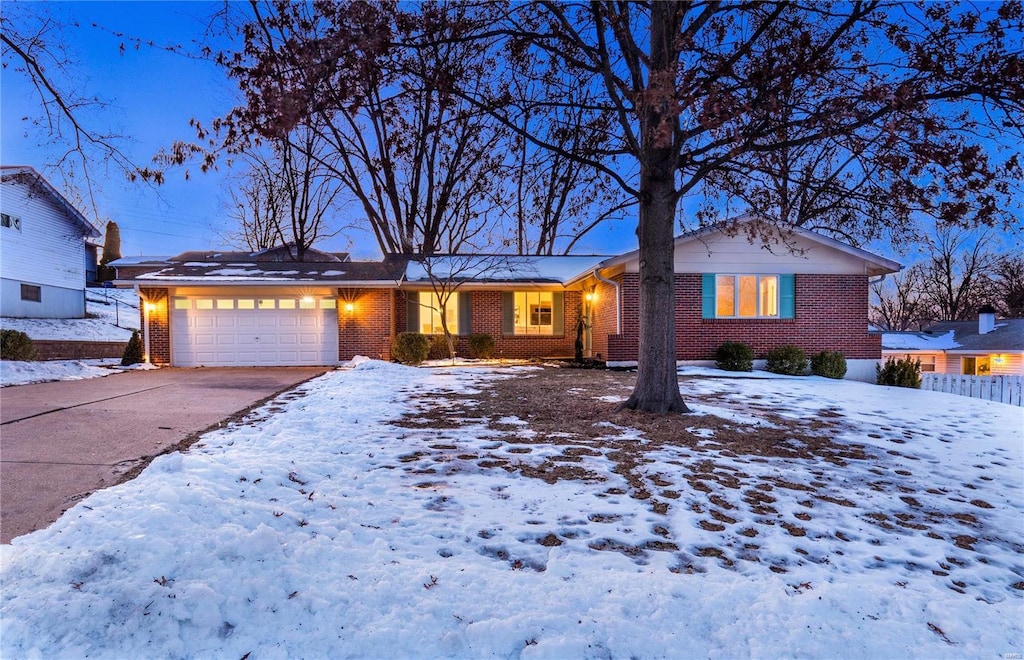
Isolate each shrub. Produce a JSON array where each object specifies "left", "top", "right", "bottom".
[
  {"left": 121, "top": 330, "right": 144, "bottom": 366},
  {"left": 467, "top": 333, "right": 495, "bottom": 359},
  {"left": 715, "top": 341, "right": 754, "bottom": 372},
  {"left": 876, "top": 355, "right": 921, "bottom": 388},
  {"left": 811, "top": 350, "right": 847, "bottom": 379},
  {"left": 765, "top": 344, "right": 808, "bottom": 376},
  {"left": 391, "top": 332, "right": 430, "bottom": 365},
  {"left": 0, "top": 329, "right": 37, "bottom": 361},
  {"left": 427, "top": 334, "right": 451, "bottom": 360}
]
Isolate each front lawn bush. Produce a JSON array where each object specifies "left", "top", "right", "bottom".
[
  {"left": 0, "top": 329, "right": 37, "bottom": 361},
  {"left": 467, "top": 333, "right": 495, "bottom": 359},
  {"left": 121, "top": 330, "right": 144, "bottom": 366},
  {"left": 392, "top": 332, "right": 430, "bottom": 365},
  {"left": 715, "top": 341, "right": 754, "bottom": 372},
  {"left": 811, "top": 350, "right": 847, "bottom": 379},
  {"left": 427, "top": 334, "right": 450, "bottom": 360},
  {"left": 876, "top": 355, "right": 921, "bottom": 388},
  {"left": 765, "top": 344, "right": 808, "bottom": 375}
]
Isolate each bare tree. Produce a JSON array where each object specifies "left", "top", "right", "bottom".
[
  {"left": 457, "top": 1, "right": 1023, "bottom": 412},
  {"left": 225, "top": 153, "right": 287, "bottom": 251},
  {"left": 1, "top": 5, "right": 158, "bottom": 219},
  {"left": 919, "top": 228, "right": 999, "bottom": 321},
  {"left": 870, "top": 265, "right": 932, "bottom": 331},
  {"left": 412, "top": 254, "right": 524, "bottom": 361},
  {"left": 991, "top": 254, "right": 1024, "bottom": 318}
]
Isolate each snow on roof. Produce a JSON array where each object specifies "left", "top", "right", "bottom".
[
  {"left": 881, "top": 330, "right": 960, "bottom": 351},
  {"left": 404, "top": 255, "right": 611, "bottom": 284},
  {"left": 109, "top": 256, "right": 173, "bottom": 266}
]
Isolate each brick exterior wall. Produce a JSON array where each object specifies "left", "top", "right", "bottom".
[
  {"left": 339, "top": 289, "right": 394, "bottom": 361},
  {"left": 605, "top": 273, "right": 880, "bottom": 362},
  {"left": 138, "top": 287, "right": 170, "bottom": 364},
  {"left": 393, "top": 289, "right": 584, "bottom": 359}
]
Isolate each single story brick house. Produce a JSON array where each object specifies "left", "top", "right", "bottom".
[
  {"left": 882, "top": 308, "right": 1024, "bottom": 376},
  {"left": 113, "top": 217, "right": 900, "bottom": 379}
]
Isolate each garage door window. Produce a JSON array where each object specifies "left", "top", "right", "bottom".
[
  {"left": 174, "top": 298, "right": 190, "bottom": 310},
  {"left": 279, "top": 299, "right": 296, "bottom": 309},
  {"left": 259, "top": 299, "right": 275, "bottom": 309},
  {"left": 217, "top": 299, "right": 235, "bottom": 309},
  {"left": 196, "top": 299, "right": 214, "bottom": 310},
  {"left": 237, "top": 299, "right": 255, "bottom": 309}
]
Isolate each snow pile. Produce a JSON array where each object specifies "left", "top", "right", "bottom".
[
  {"left": 1, "top": 364, "right": 1020, "bottom": 657},
  {"left": 0, "top": 359, "right": 120, "bottom": 387}
]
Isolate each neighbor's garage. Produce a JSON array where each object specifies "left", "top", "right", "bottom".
[{"left": 170, "top": 294, "right": 338, "bottom": 367}]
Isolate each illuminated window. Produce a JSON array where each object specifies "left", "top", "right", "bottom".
[
  {"left": 320, "top": 299, "right": 336, "bottom": 309},
  {"left": 962, "top": 356, "right": 991, "bottom": 376},
  {"left": 417, "top": 291, "right": 458, "bottom": 335},
  {"left": 173, "top": 298, "right": 191, "bottom": 310},
  {"left": 299, "top": 297, "right": 316, "bottom": 309},
  {"left": 195, "top": 299, "right": 214, "bottom": 310},
  {"left": 918, "top": 355, "right": 936, "bottom": 372},
  {"left": 216, "top": 299, "right": 234, "bottom": 310},
  {"left": 713, "top": 275, "right": 781, "bottom": 318},
  {"left": 278, "top": 299, "right": 296, "bottom": 309},
  {"left": 236, "top": 299, "right": 255, "bottom": 310},
  {"left": 258, "top": 299, "right": 276, "bottom": 309}
]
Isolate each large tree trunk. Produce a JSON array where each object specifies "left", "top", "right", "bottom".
[{"left": 619, "top": 1, "right": 689, "bottom": 414}]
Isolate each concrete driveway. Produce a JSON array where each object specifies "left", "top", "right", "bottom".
[{"left": 0, "top": 367, "right": 328, "bottom": 544}]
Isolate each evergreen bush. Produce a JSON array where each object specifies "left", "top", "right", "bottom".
[
  {"left": 811, "top": 350, "right": 847, "bottom": 379},
  {"left": 765, "top": 344, "right": 808, "bottom": 375},
  {"left": 467, "top": 333, "right": 495, "bottom": 359},
  {"left": 427, "top": 334, "right": 450, "bottom": 360},
  {"left": 391, "top": 332, "right": 430, "bottom": 365},
  {"left": 121, "top": 330, "right": 144, "bottom": 366},
  {"left": 876, "top": 355, "right": 921, "bottom": 388},
  {"left": 0, "top": 330, "right": 38, "bottom": 361},
  {"left": 715, "top": 341, "right": 754, "bottom": 372}
]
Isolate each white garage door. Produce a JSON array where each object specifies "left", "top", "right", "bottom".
[{"left": 171, "top": 296, "right": 339, "bottom": 367}]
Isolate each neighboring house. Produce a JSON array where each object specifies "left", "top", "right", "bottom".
[
  {"left": 113, "top": 216, "right": 900, "bottom": 379},
  {"left": 882, "top": 307, "right": 1024, "bottom": 376},
  {"left": 1, "top": 166, "right": 101, "bottom": 318}
]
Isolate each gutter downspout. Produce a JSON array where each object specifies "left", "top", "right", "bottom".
[{"left": 592, "top": 268, "right": 621, "bottom": 335}]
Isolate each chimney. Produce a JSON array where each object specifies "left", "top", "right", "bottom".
[{"left": 978, "top": 304, "right": 997, "bottom": 335}]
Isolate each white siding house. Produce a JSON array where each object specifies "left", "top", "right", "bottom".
[{"left": 0, "top": 166, "right": 101, "bottom": 318}]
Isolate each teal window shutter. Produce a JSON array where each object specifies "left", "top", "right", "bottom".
[
  {"left": 502, "top": 292, "right": 514, "bottom": 334},
  {"left": 458, "top": 292, "right": 472, "bottom": 335},
  {"left": 780, "top": 275, "right": 795, "bottom": 318},
  {"left": 406, "top": 293, "right": 420, "bottom": 332},
  {"left": 552, "top": 292, "right": 564, "bottom": 335},
  {"left": 701, "top": 274, "right": 716, "bottom": 319}
]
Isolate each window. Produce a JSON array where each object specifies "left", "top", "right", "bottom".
[
  {"left": 216, "top": 299, "right": 235, "bottom": 309},
  {"left": 1, "top": 213, "right": 21, "bottom": 230},
  {"left": 236, "top": 299, "right": 255, "bottom": 310},
  {"left": 962, "top": 356, "right": 991, "bottom": 376},
  {"left": 417, "top": 291, "right": 458, "bottom": 335},
  {"left": 501, "top": 291, "right": 564, "bottom": 335},
  {"left": 258, "top": 299, "right": 276, "bottom": 309},
  {"left": 173, "top": 298, "right": 190, "bottom": 310},
  {"left": 703, "top": 274, "right": 793, "bottom": 319},
  {"left": 918, "top": 355, "right": 936, "bottom": 373},
  {"left": 20, "top": 284, "right": 41, "bottom": 302}
]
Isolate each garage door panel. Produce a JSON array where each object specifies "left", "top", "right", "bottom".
[{"left": 172, "top": 297, "right": 338, "bottom": 367}]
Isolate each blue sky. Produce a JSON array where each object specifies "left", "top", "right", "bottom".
[
  {"left": 2, "top": 2, "right": 1016, "bottom": 263},
  {"left": 1, "top": 0, "right": 637, "bottom": 259}
]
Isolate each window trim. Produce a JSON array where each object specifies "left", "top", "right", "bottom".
[{"left": 20, "top": 283, "right": 41, "bottom": 302}]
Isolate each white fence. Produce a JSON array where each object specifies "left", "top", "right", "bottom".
[{"left": 921, "top": 374, "right": 1024, "bottom": 407}]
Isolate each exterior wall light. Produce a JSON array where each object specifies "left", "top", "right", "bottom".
[
  {"left": 344, "top": 303, "right": 355, "bottom": 313},
  {"left": 301, "top": 296, "right": 315, "bottom": 305},
  {"left": 585, "top": 292, "right": 596, "bottom": 302},
  {"left": 992, "top": 354, "right": 1005, "bottom": 365},
  {"left": 144, "top": 302, "right": 156, "bottom": 312}
]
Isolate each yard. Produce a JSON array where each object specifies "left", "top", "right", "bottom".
[{"left": 1, "top": 362, "right": 1020, "bottom": 657}]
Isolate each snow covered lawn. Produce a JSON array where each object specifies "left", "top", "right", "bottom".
[
  {"left": 0, "top": 288, "right": 138, "bottom": 342},
  {"left": 2, "top": 363, "right": 1021, "bottom": 658},
  {"left": 0, "top": 358, "right": 121, "bottom": 387}
]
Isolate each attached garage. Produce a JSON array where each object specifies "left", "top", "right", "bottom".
[{"left": 171, "top": 295, "right": 338, "bottom": 367}]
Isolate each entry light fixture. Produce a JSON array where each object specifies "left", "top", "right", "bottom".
[
  {"left": 344, "top": 303, "right": 355, "bottom": 313},
  {"left": 992, "top": 354, "right": 1006, "bottom": 366},
  {"left": 301, "top": 295, "right": 315, "bottom": 305},
  {"left": 584, "top": 292, "right": 596, "bottom": 302},
  {"left": 144, "top": 302, "right": 156, "bottom": 312}
]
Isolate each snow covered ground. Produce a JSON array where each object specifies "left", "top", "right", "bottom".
[
  {"left": 1, "top": 362, "right": 1021, "bottom": 658},
  {"left": 0, "top": 358, "right": 121, "bottom": 387},
  {"left": 0, "top": 287, "right": 138, "bottom": 341}
]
